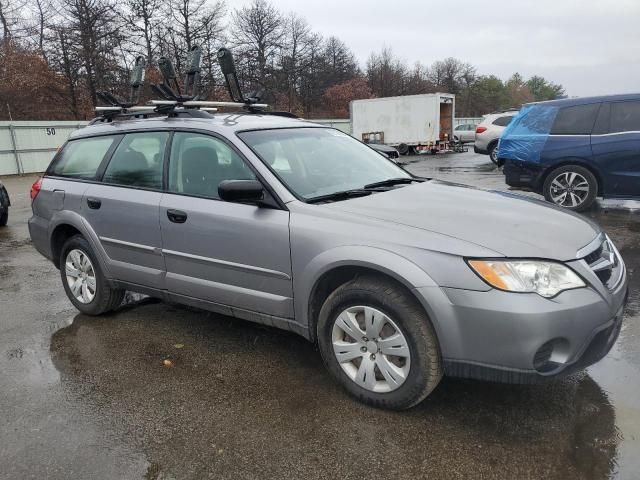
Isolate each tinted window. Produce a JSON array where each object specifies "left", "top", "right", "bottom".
[
  {"left": 49, "top": 136, "right": 117, "bottom": 179},
  {"left": 611, "top": 101, "right": 640, "bottom": 133},
  {"left": 592, "top": 102, "right": 611, "bottom": 135},
  {"left": 102, "top": 132, "right": 168, "bottom": 189},
  {"left": 168, "top": 132, "right": 255, "bottom": 199},
  {"left": 493, "top": 116, "right": 513, "bottom": 127},
  {"left": 550, "top": 103, "right": 600, "bottom": 135}
]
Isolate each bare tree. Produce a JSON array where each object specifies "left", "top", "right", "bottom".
[
  {"left": 122, "top": 0, "right": 162, "bottom": 64},
  {"left": 366, "top": 47, "right": 408, "bottom": 97},
  {"left": 0, "top": 0, "right": 27, "bottom": 40},
  {"left": 231, "top": 0, "right": 282, "bottom": 91},
  {"left": 59, "top": 0, "right": 123, "bottom": 106}
]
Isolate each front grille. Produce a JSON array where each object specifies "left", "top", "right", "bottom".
[
  {"left": 581, "top": 236, "right": 620, "bottom": 289},
  {"left": 583, "top": 245, "right": 603, "bottom": 265}
]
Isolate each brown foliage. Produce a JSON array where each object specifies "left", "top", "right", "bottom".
[
  {"left": 322, "top": 77, "right": 373, "bottom": 118},
  {"left": 0, "top": 41, "right": 79, "bottom": 120}
]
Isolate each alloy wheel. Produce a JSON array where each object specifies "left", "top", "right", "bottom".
[
  {"left": 549, "top": 171, "right": 590, "bottom": 208},
  {"left": 332, "top": 306, "right": 411, "bottom": 393},
  {"left": 490, "top": 145, "right": 499, "bottom": 163},
  {"left": 65, "top": 249, "right": 97, "bottom": 304}
]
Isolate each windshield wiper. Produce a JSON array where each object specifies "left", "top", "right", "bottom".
[
  {"left": 306, "top": 189, "right": 374, "bottom": 204},
  {"left": 363, "top": 177, "right": 424, "bottom": 189}
]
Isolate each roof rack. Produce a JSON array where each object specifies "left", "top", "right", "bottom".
[{"left": 92, "top": 46, "right": 298, "bottom": 123}]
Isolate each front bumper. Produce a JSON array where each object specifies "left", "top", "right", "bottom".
[
  {"left": 503, "top": 160, "right": 545, "bottom": 191},
  {"left": 413, "top": 261, "right": 628, "bottom": 383}
]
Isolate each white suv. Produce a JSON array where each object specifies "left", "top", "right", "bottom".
[{"left": 474, "top": 110, "right": 519, "bottom": 164}]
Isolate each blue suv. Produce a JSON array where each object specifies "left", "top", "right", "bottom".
[{"left": 501, "top": 94, "right": 640, "bottom": 211}]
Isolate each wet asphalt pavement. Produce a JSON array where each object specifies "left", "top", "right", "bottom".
[{"left": 1, "top": 150, "right": 639, "bottom": 479}]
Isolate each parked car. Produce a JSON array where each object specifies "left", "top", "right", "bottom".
[
  {"left": 453, "top": 123, "right": 477, "bottom": 144},
  {"left": 474, "top": 110, "right": 519, "bottom": 164},
  {"left": 29, "top": 112, "right": 627, "bottom": 410},
  {"left": 501, "top": 94, "right": 640, "bottom": 212},
  {"left": 0, "top": 180, "right": 10, "bottom": 227},
  {"left": 367, "top": 142, "right": 401, "bottom": 161}
]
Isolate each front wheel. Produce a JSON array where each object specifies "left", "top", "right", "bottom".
[
  {"left": 543, "top": 165, "right": 598, "bottom": 212},
  {"left": 60, "top": 235, "right": 125, "bottom": 315},
  {"left": 317, "top": 276, "right": 442, "bottom": 410}
]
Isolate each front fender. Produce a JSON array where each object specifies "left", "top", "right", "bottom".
[{"left": 294, "top": 245, "right": 439, "bottom": 337}]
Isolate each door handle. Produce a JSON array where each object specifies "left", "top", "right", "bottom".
[
  {"left": 87, "top": 197, "right": 101, "bottom": 209},
  {"left": 167, "top": 209, "right": 188, "bottom": 223}
]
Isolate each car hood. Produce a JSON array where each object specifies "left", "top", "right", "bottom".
[{"left": 324, "top": 180, "right": 600, "bottom": 260}]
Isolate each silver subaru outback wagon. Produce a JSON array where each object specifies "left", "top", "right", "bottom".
[{"left": 29, "top": 113, "right": 628, "bottom": 410}]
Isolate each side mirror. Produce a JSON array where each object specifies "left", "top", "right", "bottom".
[{"left": 218, "top": 180, "right": 264, "bottom": 203}]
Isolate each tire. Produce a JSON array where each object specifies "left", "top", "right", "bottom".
[
  {"left": 543, "top": 165, "right": 598, "bottom": 212},
  {"left": 0, "top": 187, "right": 8, "bottom": 226},
  {"left": 59, "top": 234, "right": 125, "bottom": 315},
  {"left": 317, "top": 275, "right": 442, "bottom": 410},
  {"left": 397, "top": 143, "right": 409, "bottom": 156},
  {"left": 488, "top": 142, "right": 500, "bottom": 165}
]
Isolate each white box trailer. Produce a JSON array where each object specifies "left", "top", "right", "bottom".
[{"left": 350, "top": 93, "right": 455, "bottom": 155}]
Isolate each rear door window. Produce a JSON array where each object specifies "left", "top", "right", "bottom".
[
  {"left": 49, "top": 136, "right": 118, "bottom": 179},
  {"left": 493, "top": 116, "right": 513, "bottom": 127},
  {"left": 102, "top": 132, "right": 169, "bottom": 189},
  {"left": 610, "top": 101, "right": 640, "bottom": 133},
  {"left": 550, "top": 103, "right": 600, "bottom": 135}
]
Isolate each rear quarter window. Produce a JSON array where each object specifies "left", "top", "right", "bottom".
[
  {"left": 550, "top": 103, "right": 600, "bottom": 135},
  {"left": 610, "top": 100, "right": 640, "bottom": 133},
  {"left": 49, "top": 136, "right": 118, "bottom": 179},
  {"left": 492, "top": 116, "right": 513, "bottom": 127}
]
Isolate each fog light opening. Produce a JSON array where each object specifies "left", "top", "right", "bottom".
[{"left": 533, "top": 338, "right": 570, "bottom": 373}]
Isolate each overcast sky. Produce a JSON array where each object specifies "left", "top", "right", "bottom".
[{"left": 234, "top": 0, "right": 640, "bottom": 97}]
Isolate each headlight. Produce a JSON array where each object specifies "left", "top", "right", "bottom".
[{"left": 468, "top": 260, "right": 585, "bottom": 298}]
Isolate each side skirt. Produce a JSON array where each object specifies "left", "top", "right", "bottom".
[{"left": 110, "top": 279, "right": 310, "bottom": 340}]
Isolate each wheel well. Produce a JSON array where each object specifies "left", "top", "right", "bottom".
[
  {"left": 539, "top": 161, "right": 603, "bottom": 195},
  {"left": 307, "top": 266, "right": 428, "bottom": 342},
  {"left": 487, "top": 139, "right": 498, "bottom": 151},
  {"left": 51, "top": 224, "right": 81, "bottom": 268}
]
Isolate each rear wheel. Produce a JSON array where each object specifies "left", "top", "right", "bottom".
[
  {"left": 543, "top": 165, "right": 598, "bottom": 212},
  {"left": 60, "top": 235, "right": 125, "bottom": 315},
  {"left": 397, "top": 143, "right": 409, "bottom": 155},
  {"left": 488, "top": 142, "right": 500, "bottom": 165},
  {"left": 317, "top": 276, "right": 442, "bottom": 410}
]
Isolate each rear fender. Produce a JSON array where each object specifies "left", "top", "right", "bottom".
[{"left": 48, "top": 211, "right": 112, "bottom": 278}]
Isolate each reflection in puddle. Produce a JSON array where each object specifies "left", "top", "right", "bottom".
[{"left": 50, "top": 300, "right": 619, "bottom": 479}]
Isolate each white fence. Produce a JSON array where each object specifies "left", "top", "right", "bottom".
[{"left": 0, "top": 121, "right": 87, "bottom": 175}]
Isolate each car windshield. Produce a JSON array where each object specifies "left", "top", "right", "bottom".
[{"left": 238, "top": 128, "right": 411, "bottom": 201}]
